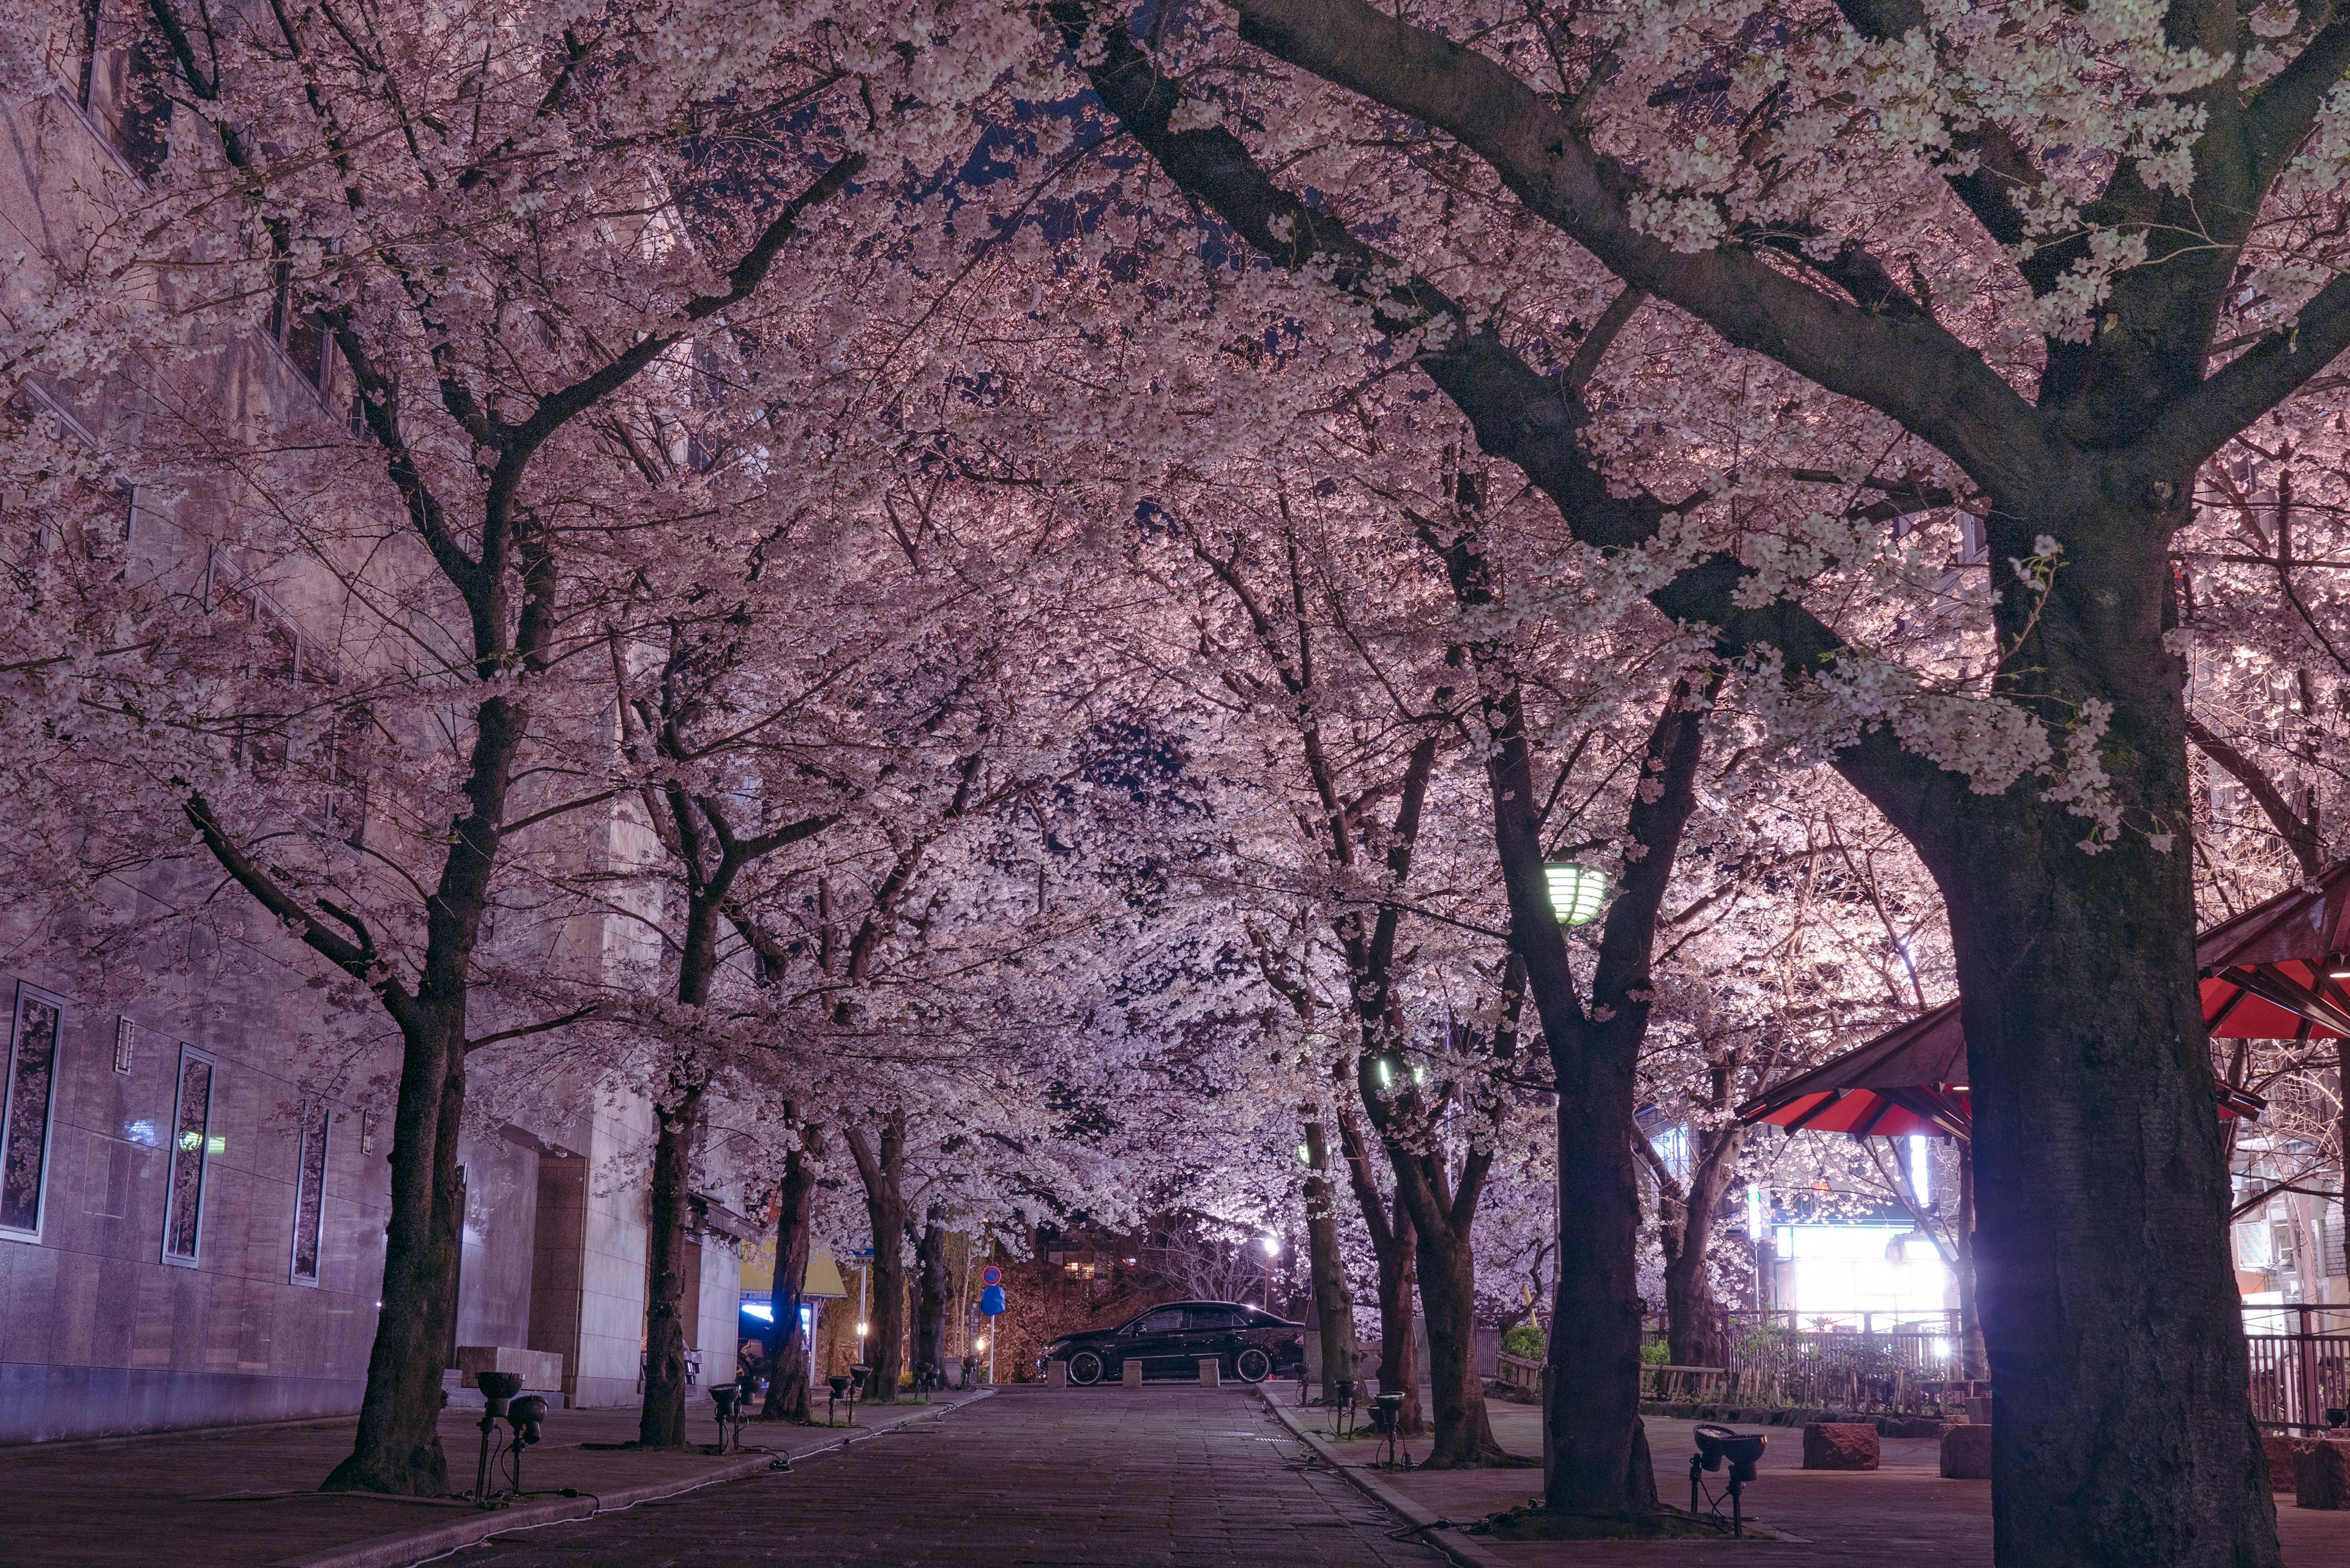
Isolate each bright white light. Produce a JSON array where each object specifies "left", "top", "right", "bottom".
[
  {"left": 974, "top": 1336, "right": 987, "bottom": 1352},
  {"left": 1260, "top": 1236, "right": 1280, "bottom": 1256},
  {"left": 1774, "top": 1223, "right": 1952, "bottom": 1316},
  {"left": 742, "top": 1302, "right": 775, "bottom": 1322},
  {"left": 1745, "top": 1183, "right": 1766, "bottom": 1238},
  {"left": 1909, "top": 1135, "right": 1932, "bottom": 1206},
  {"left": 857, "top": 1321, "right": 869, "bottom": 1337}
]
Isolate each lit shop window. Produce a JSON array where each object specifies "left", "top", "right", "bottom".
[
  {"left": 290, "top": 1099, "right": 329, "bottom": 1285},
  {"left": 0, "top": 984, "right": 66, "bottom": 1241},
  {"left": 163, "top": 1047, "right": 217, "bottom": 1266}
]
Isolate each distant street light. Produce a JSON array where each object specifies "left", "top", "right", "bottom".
[{"left": 1544, "top": 862, "right": 1609, "bottom": 925}]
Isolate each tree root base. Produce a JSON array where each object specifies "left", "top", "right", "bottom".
[{"left": 1467, "top": 1503, "right": 1774, "bottom": 1540}]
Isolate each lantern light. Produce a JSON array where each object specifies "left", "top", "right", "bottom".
[
  {"left": 1544, "top": 862, "right": 1608, "bottom": 925},
  {"left": 1296, "top": 1143, "right": 1311, "bottom": 1165}
]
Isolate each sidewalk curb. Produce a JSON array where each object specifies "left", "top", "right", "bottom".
[
  {"left": 272, "top": 1389, "right": 996, "bottom": 1568},
  {"left": 1259, "top": 1390, "right": 1515, "bottom": 1568}
]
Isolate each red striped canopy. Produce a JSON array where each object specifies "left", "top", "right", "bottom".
[
  {"left": 1736, "top": 1002, "right": 2264, "bottom": 1141},
  {"left": 1739, "top": 869, "right": 2350, "bottom": 1140},
  {"left": 2195, "top": 861, "right": 2350, "bottom": 1042}
]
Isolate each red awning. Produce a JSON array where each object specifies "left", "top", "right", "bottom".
[
  {"left": 1738, "top": 999, "right": 2263, "bottom": 1140},
  {"left": 1737, "top": 868, "right": 2350, "bottom": 1141},
  {"left": 2195, "top": 862, "right": 2350, "bottom": 1040}
]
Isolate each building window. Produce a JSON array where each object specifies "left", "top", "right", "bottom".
[
  {"left": 163, "top": 1046, "right": 217, "bottom": 1266},
  {"left": 1, "top": 984, "right": 65, "bottom": 1240},
  {"left": 290, "top": 1099, "right": 329, "bottom": 1285},
  {"left": 113, "top": 1015, "right": 136, "bottom": 1073}
]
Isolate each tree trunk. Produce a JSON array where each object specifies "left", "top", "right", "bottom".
[
  {"left": 1373, "top": 1229, "right": 1420, "bottom": 1432},
  {"left": 1856, "top": 495, "right": 2279, "bottom": 1568},
  {"left": 638, "top": 1078, "right": 704, "bottom": 1447},
  {"left": 846, "top": 1112, "right": 908, "bottom": 1403},
  {"left": 1939, "top": 839, "right": 2272, "bottom": 1566},
  {"left": 1301, "top": 1119, "right": 1359, "bottom": 1400},
  {"left": 1412, "top": 1217, "right": 1505, "bottom": 1466},
  {"left": 912, "top": 1206, "right": 950, "bottom": 1384},
  {"left": 761, "top": 1131, "right": 820, "bottom": 1421},
  {"left": 1541, "top": 1025, "right": 1657, "bottom": 1515},
  {"left": 1338, "top": 1113, "right": 1422, "bottom": 1435},
  {"left": 1472, "top": 673, "right": 1709, "bottom": 1516},
  {"left": 1660, "top": 1126, "right": 1743, "bottom": 1370},
  {"left": 318, "top": 1003, "right": 463, "bottom": 1495},
  {"left": 1956, "top": 1143, "right": 1987, "bottom": 1382}
]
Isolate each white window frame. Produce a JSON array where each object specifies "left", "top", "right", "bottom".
[
  {"left": 162, "top": 1044, "right": 218, "bottom": 1267},
  {"left": 0, "top": 982, "right": 68, "bottom": 1244},
  {"left": 288, "top": 1097, "right": 329, "bottom": 1286}
]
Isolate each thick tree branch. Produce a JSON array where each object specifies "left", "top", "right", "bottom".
[
  {"left": 2185, "top": 712, "right": 2324, "bottom": 876},
  {"left": 2148, "top": 272, "right": 2350, "bottom": 469},
  {"left": 184, "top": 790, "right": 416, "bottom": 1020},
  {"left": 1221, "top": 0, "right": 2053, "bottom": 493}
]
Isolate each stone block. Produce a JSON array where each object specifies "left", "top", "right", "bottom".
[
  {"left": 2262, "top": 1432, "right": 2302, "bottom": 1491},
  {"left": 1802, "top": 1421, "right": 1879, "bottom": 1470},
  {"left": 1046, "top": 1358, "right": 1067, "bottom": 1389},
  {"left": 1196, "top": 1357, "right": 1220, "bottom": 1389},
  {"left": 455, "top": 1345, "right": 564, "bottom": 1391},
  {"left": 1941, "top": 1423, "right": 1994, "bottom": 1480},
  {"left": 1121, "top": 1356, "right": 1143, "bottom": 1389},
  {"left": 2297, "top": 1438, "right": 2350, "bottom": 1509}
]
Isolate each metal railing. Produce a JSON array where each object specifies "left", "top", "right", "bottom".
[
  {"left": 2244, "top": 1306, "right": 2350, "bottom": 1431},
  {"left": 1630, "top": 1305, "right": 2350, "bottom": 1424}
]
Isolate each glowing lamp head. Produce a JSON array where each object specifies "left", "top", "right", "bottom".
[
  {"left": 1260, "top": 1235, "right": 1280, "bottom": 1256},
  {"left": 1543, "top": 862, "right": 1608, "bottom": 926}
]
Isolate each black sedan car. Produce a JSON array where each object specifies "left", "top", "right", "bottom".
[{"left": 1039, "top": 1301, "right": 1305, "bottom": 1385}]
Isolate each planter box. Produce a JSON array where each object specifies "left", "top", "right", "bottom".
[
  {"left": 1802, "top": 1421, "right": 1879, "bottom": 1470},
  {"left": 1941, "top": 1424, "right": 1993, "bottom": 1479}
]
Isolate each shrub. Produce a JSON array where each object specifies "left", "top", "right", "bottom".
[{"left": 1501, "top": 1323, "right": 1545, "bottom": 1361}]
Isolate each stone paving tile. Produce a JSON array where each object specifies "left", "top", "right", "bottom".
[
  {"left": 1352, "top": 1400, "right": 2350, "bottom": 1567},
  {"left": 0, "top": 1394, "right": 976, "bottom": 1567},
  {"left": 455, "top": 1386, "right": 1449, "bottom": 1567}
]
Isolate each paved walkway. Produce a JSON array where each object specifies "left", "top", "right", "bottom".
[
  {"left": 0, "top": 1392, "right": 983, "bottom": 1567},
  {"left": 457, "top": 1386, "right": 1447, "bottom": 1567},
  {"left": 1281, "top": 1394, "right": 2350, "bottom": 1566}
]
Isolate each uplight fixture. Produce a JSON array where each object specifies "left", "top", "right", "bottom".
[{"left": 1543, "top": 862, "right": 1609, "bottom": 925}]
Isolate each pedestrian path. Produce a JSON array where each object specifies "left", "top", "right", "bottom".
[
  {"left": 457, "top": 1386, "right": 1447, "bottom": 1567},
  {"left": 0, "top": 1391, "right": 983, "bottom": 1567},
  {"left": 1276, "top": 1393, "right": 2350, "bottom": 1566}
]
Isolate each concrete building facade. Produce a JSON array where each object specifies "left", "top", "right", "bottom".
[{"left": 0, "top": 46, "right": 744, "bottom": 1443}]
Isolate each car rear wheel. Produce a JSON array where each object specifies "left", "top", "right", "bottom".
[
  {"left": 1068, "top": 1349, "right": 1106, "bottom": 1386},
  {"left": 1235, "top": 1347, "right": 1272, "bottom": 1383}
]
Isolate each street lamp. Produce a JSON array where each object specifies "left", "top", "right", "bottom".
[{"left": 1544, "top": 862, "right": 1609, "bottom": 925}]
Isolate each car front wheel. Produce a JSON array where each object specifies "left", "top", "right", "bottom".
[
  {"left": 1235, "top": 1347, "right": 1272, "bottom": 1383},
  {"left": 1068, "top": 1349, "right": 1106, "bottom": 1386}
]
